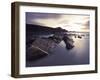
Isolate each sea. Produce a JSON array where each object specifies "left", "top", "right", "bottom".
[{"left": 26, "top": 32, "right": 89, "bottom": 67}]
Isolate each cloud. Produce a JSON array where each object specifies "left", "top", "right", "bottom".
[
  {"left": 26, "top": 12, "right": 90, "bottom": 32},
  {"left": 26, "top": 12, "right": 61, "bottom": 24}
]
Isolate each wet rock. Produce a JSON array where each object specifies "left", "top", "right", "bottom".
[
  {"left": 26, "top": 38, "right": 57, "bottom": 61},
  {"left": 78, "top": 35, "right": 82, "bottom": 38},
  {"left": 63, "top": 35, "right": 74, "bottom": 50},
  {"left": 26, "top": 45, "right": 48, "bottom": 61}
]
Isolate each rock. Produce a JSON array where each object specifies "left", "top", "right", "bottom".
[
  {"left": 26, "top": 45, "right": 48, "bottom": 61},
  {"left": 78, "top": 35, "right": 82, "bottom": 38},
  {"left": 32, "top": 38, "right": 57, "bottom": 52},
  {"left": 63, "top": 35, "right": 74, "bottom": 50},
  {"left": 26, "top": 38, "right": 57, "bottom": 61}
]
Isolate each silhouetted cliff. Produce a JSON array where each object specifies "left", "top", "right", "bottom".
[{"left": 26, "top": 24, "right": 68, "bottom": 35}]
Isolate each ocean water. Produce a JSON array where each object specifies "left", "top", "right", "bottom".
[{"left": 26, "top": 33, "right": 89, "bottom": 67}]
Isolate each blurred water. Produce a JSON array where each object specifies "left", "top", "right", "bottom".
[{"left": 26, "top": 33, "right": 89, "bottom": 67}]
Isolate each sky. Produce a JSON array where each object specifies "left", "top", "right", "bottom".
[{"left": 26, "top": 12, "right": 90, "bottom": 32}]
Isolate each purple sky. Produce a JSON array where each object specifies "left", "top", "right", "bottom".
[{"left": 26, "top": 12, "right": 90, "bottom": 32}]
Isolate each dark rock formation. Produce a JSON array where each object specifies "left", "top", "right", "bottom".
[
  {"left": 26, "top": 24, "right": 74, "bottom": 61},
  {"left": 63, "top": 34, "right": 74, "bottom": 50},
  {"left": 26, "top": 38, "right": 57, "bottom": 61}
]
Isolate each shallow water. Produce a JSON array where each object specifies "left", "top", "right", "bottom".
[{"left": 26, "top": 33, "right": 89, "bottom": 67}]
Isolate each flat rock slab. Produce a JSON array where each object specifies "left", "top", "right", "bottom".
[
  {"left": 32, "top": 38, "right": 57, "bottom": 52},
  {"left": 26, "top": 38, "right": 58, "bottom": 61},
  {"left": 26, "top": 45, "right": 48, "bottom": 61}
]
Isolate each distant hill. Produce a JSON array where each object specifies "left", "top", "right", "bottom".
[{"left": 26, "top": 24, "right": 68, "bottom": 35}]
